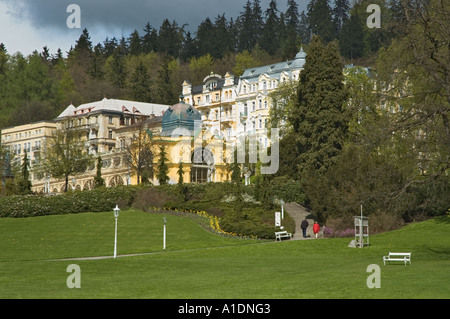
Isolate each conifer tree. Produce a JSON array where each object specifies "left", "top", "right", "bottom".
[
  {"left": 93, "top": 156, "right": 105, "bottom": 188},
  {"left": 17, "top": 151, "right": 32, "bottom": 194},
  {"left": 157, "top": 145, "right": 170, "bottom": 185},
  {"left": 289, "top": 36, "right": 349, "bottom": 176},
  {"left": 131, "top": 61, "right": 152, "bottom": 102},
  {"left": 260, "top": 0, "right": 281, "bottom": 55},
  {"left": 307, "top": 0, "right": 335, "bottom": 43}
]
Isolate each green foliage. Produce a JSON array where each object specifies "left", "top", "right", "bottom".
[
  {"left": 93, "top": 156, "right": 105, "bottom": 189},
  {"left": 156, "top": 145, "right": 169, "bottom": 185},
  {"left": 0, "top": 185, "right": 139, "bottom": 218}
]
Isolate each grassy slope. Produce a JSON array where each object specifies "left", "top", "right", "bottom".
[{"left": 0, "top": 210, "right": 448, "bottom": 298}]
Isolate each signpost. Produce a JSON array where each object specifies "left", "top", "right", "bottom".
[{"left": 275, "top": 212, "right": 281, "bottom": 227}]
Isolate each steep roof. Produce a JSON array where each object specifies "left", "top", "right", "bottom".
[
  {"left": 57, "top": 98, "right": 170, "bottom": 119},
  {"left": 240, "top": 47, "right": 306, "bottom": 80}
]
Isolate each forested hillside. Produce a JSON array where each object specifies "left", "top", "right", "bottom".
[{"left": 1, "top": 0, "right": 399, "bottom": 128}]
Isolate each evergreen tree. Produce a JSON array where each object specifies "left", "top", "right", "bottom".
[
  {"left": 289, "top": 36, "right": 349, "bottom": 176},
  {"left": 142, "top": 23, "right": 158, "bottom": 54},
  {"left": 251, "top": 0, "right": 264, "bottom": 45},
  {"left": 158, "top": 19, "right": 183, "bottom": 58},
  {"left": 281, "top": 0, "right": 301, "bottom": 58},
  {"left": 298, "top": 11, "right": 310, "bottom": 44},
  {"left": 196, "top": 18, "right": 216, "bottom": 57},
  {"left": 88, "top": 44, "right": 105, "bottom": 80},
  {"left": 17, "top": 151, "right": 32, "bottom": 194},
  {"left": 128, "top": 30, "right": 142, "bottom": 56},
  {"left": 131, "top": 61, "right": 152, "bottom": 102},
  {"left": 212, "top": 14, "right": 234, "bottom": 58},
  {"left": 103, "top": 36, "right": 118, "bottom": 58},
  {"left": 93, "top": 156, "right": 105, "bottom": 188},
  {"left": 157, "top": 145, "right": 170, "bottom": 185},
  {"left": 332, "top": 0, "right": 350, "bottom": 35},
  {"left": 156, "top": 55, "right": 177, "bottom": 104},
  {"left": 106, "top": 51, "right": 126, "bottom": 89},
  {"left": 237, "top": 1, "right": 256, "bottom": 51},
  {"left": 260, "top": 0, "right": 281, "bottom": 55},
  {"left": 180, "top": 31, "right": 198, "bottom": 62},
  {"left": 177, "top": 160, "right": 184, "bottom": 185},
  {"left": 74, "top": 28, "right": 93, "bottom": 54},
  {"left": 307, "top": 0, "right": 335, "bottom": 43},
  {"left": 339, "top": 10, "right": 364, "bottom": 59}
]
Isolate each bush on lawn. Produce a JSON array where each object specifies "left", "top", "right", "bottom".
[{"left": 0, "top": 186, "right": 139, "bottom": 218}]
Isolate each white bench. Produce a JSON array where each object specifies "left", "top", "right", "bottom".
[
  {"left": 383, "top": 252, "right": 411, "bottom": 265},
  {"left": 275, "top": 231, "right": 292, "bottom": 241}
]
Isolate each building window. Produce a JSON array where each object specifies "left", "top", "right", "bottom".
[
  {"left": 108, "top": 130, "right": 113, "bottom": 139},
  {"left": 109, "top": 116, "right": 113, "bottom": 124}
]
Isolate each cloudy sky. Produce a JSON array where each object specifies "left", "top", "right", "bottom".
[{"left": 0, "top": 0, "right": 308, "bottom": 57}]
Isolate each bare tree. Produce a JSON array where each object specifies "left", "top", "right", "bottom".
[
  {"left": 40, "top": 122, "right": 93, "bottom": 192},
  {"left": 122, "top": 120, "right": 155, "bottom": 184}
]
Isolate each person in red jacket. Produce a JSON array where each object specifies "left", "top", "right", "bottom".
[{"left": 313, "top": 221, "right": 320, "bottom": 238}]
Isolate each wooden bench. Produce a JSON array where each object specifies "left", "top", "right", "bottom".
[
  {"left": 275, "top": 231, "right": 292, "bottom": 241},
  {"left": 383, "top": 252, "right": 411, "bottom": 265}
]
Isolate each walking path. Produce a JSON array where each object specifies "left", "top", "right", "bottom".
[{"left": 284, "top": 202, "right": 320, "bottom": 240}]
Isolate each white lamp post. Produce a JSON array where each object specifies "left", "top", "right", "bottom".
[
  {"left": 113, "top": 204, "right": 120, "bottom": 258},
  {"left": 280, "top": 199, "right": 285, "bottom": 220},
  {"left": 163, "top": 217, "right": 167, "bottom": 250}
]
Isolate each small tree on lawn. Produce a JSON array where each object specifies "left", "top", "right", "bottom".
[{"left": 157, "top": 145, "right": 170, "bottom": 185}]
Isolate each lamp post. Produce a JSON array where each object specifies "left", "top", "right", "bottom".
[
  {"left": 280, "top": 199, "right": 285, "bottom": 220},
  {"left": 163, "top": 217, "right": 167, "bottom": 250},
  {"left": 113, "top": 205, "right": 120, "bottom": 258}
]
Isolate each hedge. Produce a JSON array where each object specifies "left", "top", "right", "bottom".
[{"left": 0, "top": 186, "right": 140, "bottom": 218}]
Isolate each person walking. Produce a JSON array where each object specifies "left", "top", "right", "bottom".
[
  {"left": 313, "top": 221, "right": 320, "bottom": 238},
  {"left": 301, "top": 219, "right": 309, "bottom": 238}
]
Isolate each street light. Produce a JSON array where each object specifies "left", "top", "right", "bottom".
[
  {"left": 163, "top": 217, "right": 167, "bottom": 250},
  {"left": 280, "top": 199, "right": 285, "bottom": 220},
  {"left": 113, "top": 204, "right": 120, "bottom": 258}
]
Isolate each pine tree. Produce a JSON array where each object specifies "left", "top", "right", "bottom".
[
  {"left": 282, "top": 0, "right": 301, "bottom": 58},
  {"left": 180, "top": 31, "right": 198, "bottom": 62},
  {"left": 332, "top": 0, "right": 350, "bottom": 35},
  {"left": 158, "top": 19, "right": 183, "bottom": 58},
  {"left": 237, "top": 0, "right": 256, "bottom": 51},
  {"left": 260, "top": 0, "right": 281, "bottom": 55},
  {"left": 157, "top": 145, "right": 170, "bottom": 185},
  {"left": 156, "top": 55, "right": 177, "bottom": 104},
  {"left": 17, "top": 151, "right": 32, "bottom": 194},
  {"left": 339, "top": 10, "right": 364, "bottom": 59},
  {"left": 142, "top": 23, "right": 158, "bottom": 54},
  {"left": 307, "top": 0, "right": 335, "bottom": 42},
  {"left": 128, "top": 30, "right": 142, "bottom": 56},
  {"left": 131, "top": 61, "right": 152, "bottom": 102},
  {"left": 196, "top": 18, "right": 216, "bottom": 57}
]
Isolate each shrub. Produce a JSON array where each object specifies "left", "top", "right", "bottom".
[{"left": 0, "top": 186, "right": 140, "bottom": 218}]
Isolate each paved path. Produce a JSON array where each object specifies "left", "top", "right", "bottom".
[{"left": 284, "top": 202, "right": 320, "bottom": 240}]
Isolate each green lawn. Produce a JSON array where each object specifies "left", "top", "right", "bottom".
[{"left": 0, "top": 210, "right": 448, "bottom": 299}]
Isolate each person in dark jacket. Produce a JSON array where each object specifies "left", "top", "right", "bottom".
[{"left": 301, "top": 219, "right": 309, "bottom": 238}]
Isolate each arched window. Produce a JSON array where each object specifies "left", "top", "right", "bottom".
[{"left": 191, "top": 147, "right": 214, "bottom": 183}]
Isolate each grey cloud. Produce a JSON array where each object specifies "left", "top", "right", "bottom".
[{"left": 3, "top": 0, "right": 255, "bottom": 32}]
